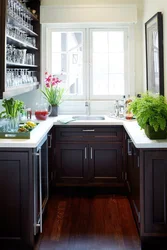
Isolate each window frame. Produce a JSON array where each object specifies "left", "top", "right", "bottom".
[
  {"left": 44, "top": 23, "right": 134, "bottom": 101},
  {"left": 89, "top": 27, "right": 129, "bottom": 100}
]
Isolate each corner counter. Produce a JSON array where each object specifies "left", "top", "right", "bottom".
[{"left": 1, "top": 115, "right": 167, "bottom": 149}]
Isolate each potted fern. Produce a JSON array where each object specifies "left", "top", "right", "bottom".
[{"left": 128, "top": 93, "right": 167, "bottom": 139}]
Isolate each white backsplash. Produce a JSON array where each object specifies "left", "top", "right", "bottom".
[{"left": 0, "top": 90, "right": 116, "bottom": 116}]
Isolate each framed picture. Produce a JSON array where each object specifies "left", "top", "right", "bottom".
[{"left": 145, "top": 12, "right": 164, "bottom": 95}]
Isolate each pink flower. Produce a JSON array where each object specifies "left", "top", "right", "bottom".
[
  {"left": 46, "top": 83, "right": 50, "bottom": 87},
  {"left": 41, "top": 72, "right": 65, "bottom": 106}
]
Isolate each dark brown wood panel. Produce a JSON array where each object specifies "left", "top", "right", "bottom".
[
  {"left": 88, "top": 143, "right": 123, "bottom": 182},
  {"left": 0, "top": 0, "right": 6, "bottom": 98},
  {"left": 55, "top": 126, "right": 123, "bottom": 142},
  {"left": 55, "top": 143, "right": 88, "bottom": 183},
  {"left": 0, "top": 150, "right": 33, "bottom": 246},
  {"left": 143, "top": 150, "right": 167, "bottom": 235}
]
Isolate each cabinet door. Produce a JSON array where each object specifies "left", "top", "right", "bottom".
[
  {"left": 48, "top": 128, "right": 55, "bottom": 186},
  {"left": 88, "top": 143, "right": 123, "bottom": 183},
  {"left": 142, "top": 150, "right": 167, "bottom": 235},
  {"left": 0, "top": 150, "right": 33, "bottom": 247},
  {"left": 126, "top": 138, "right": 140, "bottom": 228},
  {"left": 55, "top": 143, "right": 88, "bottom": 183}
]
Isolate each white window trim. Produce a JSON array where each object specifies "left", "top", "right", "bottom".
[
  {"left": 42, "top": 23, "right": 135, "bottom": 101},
  {"left": 89, "top": 27, "right": 129, "bottom": 100}
]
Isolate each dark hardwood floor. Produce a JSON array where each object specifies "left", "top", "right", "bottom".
[{"left": 36, "top": 188, "right": 141, "bottom": 250}]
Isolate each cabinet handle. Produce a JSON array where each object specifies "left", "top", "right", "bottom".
[
  {"left": 82, "top": 129, "right": 95, "bottom": 132},
  {"left": 85, "top": 147, "right": 87, "bottom": 159},
  {"left": 90, "top": 147, "right": 93, "bottom": 160},
  {"left": 128, "top": 139, "right": 132, "bottom": 156},
  {"left": 48, "top": 134, "right": 52, "bottom": 148},
  {"left": 137, "top": 156, "right": 140, "bottom": 167}
]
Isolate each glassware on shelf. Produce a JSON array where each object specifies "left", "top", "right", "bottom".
[
  {"left": 6, "top": 43, "right": 36, "bottom": 65},
  {"left": 7, "top": 21, "right": 37, "bottom": 47},
  {"left": 6, "top": 68, "right": 38, "bottom": 88},
  {"left": 7, "top": 0, "right": 35, "bottom": 31}
]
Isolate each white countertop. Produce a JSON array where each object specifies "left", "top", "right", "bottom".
[
  {"left": 0, "top": 115, "right": 167, "bottom": 148},
  {"left": 0, "top": 119, "right": 53, "bottom": 148}
]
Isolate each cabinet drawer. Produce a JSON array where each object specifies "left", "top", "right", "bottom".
[{"left": 55, "top": 126, "right": 123, "bottom": 142}]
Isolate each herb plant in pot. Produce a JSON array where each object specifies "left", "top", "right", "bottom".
[
  {"left": 41, "top": 72, "right": 65, "bottom": 117},
  {"left": 128, "top": 93, "right": 167, "bottom": 139}
]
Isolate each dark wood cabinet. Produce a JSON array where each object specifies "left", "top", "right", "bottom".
[
  {"left": 54, "top": 126, "right": 124, "bottom": 186},
  {"left": 0, "top": 149, "right": 34, "bottom": 249},
  {"left": 88, "top": 143, "right": 123, "bottom": 183},
  {"left": 141, "top": 150, "right": 167, "bottom": 235},
  {"left": 125, "top": 136, "right": 140, "bottom": 229},
  {"left": 124, "top": 130, "right": 167, "bottom": 249},
  {"left": 0, "top": 136, "right": 49, "bottom": 249},
  {"left": 48, "top": 127, "right": 55, "bottom": 188},
  {"left": 55, "top": 143, "right": 88, "bottom": 183}
]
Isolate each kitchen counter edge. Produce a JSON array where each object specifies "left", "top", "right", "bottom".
[{"left": 1, "top": 116, "right": 167, "bottom": 148}]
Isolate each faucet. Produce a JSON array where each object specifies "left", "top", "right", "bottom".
[
  {"left": 115, "top": 100, "right": 119, "bottom": 117},
  {"left": 85, "top": 101, "right": 90, "bottom": 116}
]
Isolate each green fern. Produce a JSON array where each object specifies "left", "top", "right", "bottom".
[{"left": 129, "top": 93, "right": 167, "bottom": 132}]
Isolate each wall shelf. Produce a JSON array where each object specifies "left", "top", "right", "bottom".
[
  {"left": 7, "top": 35, "right": 38, "bottom": 50},
  {"left": 0, "top": 0, "right": 40, "bottom": 98},
  {"left": 7, "top": 62, "right": 38, "bottom": 67},
  {"left": 3, "top": 82, "right": 40, "bottom": 98},
  {"left": 7, "top": 14, "right": 38, "bottom": 37}
]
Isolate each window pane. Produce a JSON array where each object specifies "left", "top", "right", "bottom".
[
  {"left": 109, "top": 32, "right": 124, "bottom": 52},
  {"left": 52, "top": 33, "right": 61, "bottom": 52},
  {"left": 109, "top": 53, "right": 124, "bottom": 73},
  {"left": 51, "top": 31, "right": 83, "bottom": 95},
  {"left": 93, "top": 73, "right": 108, "bottom": 95},
  {"left": 93, "top": 32, "right": 108, "bottom": 52},
  {"left": 68, "top": 74, "right": 83, "bottom": 95},
  {"left": 52, "top": 53, "right": 62, "bottom": 74},
  {"left": 93, "top": 54, "right": 108, "bottom": 74},
  {"left": 109, "top": 74, "right": 124, "bottom": 95},
  {"left": 92, "top": 30, "right": 125, "bottom": 96}
]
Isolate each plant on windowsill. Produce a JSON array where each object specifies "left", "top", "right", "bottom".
[
  {"left": 41, "top": 72, "right": 65, "bottom": 117},
  {"left": 128, "top": 93, "right": 167, "bottom": 139}
]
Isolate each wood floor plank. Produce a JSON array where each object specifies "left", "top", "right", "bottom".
[{"left": 37, "top": 189, "right": 141, "bottom": 250}]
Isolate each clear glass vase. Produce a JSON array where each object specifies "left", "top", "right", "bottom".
[{"left": 8, "top": 116, "right": 20, "bottom": 132}]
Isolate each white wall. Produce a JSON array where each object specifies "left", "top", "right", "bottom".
[
  {"left": 143, "top": 0, "right": 167, "bottom": 96},
  {"left": 41, "top": 0, "right": 141, "bottom": 6},
  {"left": 0, "top": 0, "right": 144, "bottom": 115},
  {"left": 40, "top": 0, "right": 144, "bottom": 97}
]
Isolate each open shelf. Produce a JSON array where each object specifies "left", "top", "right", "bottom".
[
  {"left": 7, "top": 14, "right": 38, "bottom": 37},
  {"left": 3, "top": 82, "right": 40, "bottom": 98},
  {"left": 7, "top": 62, "right": 38, "bottom": 67},
  {"left": 18, "top": 1, "right": 39, "bottom": 22},
  {"left": 7, "top": 35, "right": 38, "bottom": 50}
]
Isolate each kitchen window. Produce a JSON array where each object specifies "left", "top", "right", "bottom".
[{"left": 45, "top": 25, "right": 131, "bottom": 100}]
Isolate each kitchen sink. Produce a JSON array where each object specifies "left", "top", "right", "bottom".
[{"left": 72, "top": 115, "right": 105, "bottom": 120}]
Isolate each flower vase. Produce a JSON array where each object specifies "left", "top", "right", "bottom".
[{"left": 50, "top": 105, "right": 58, "bottom": 117}]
